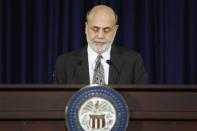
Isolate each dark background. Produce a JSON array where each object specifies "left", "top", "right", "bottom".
[{"left": 0, "top": 0, "right": 196, "bottom": 84}]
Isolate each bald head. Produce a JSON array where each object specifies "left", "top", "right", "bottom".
[{"left": 86, "top": 5, "right": 118, "bottom": 25}]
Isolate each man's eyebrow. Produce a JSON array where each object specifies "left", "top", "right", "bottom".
[
  {"left": 103, "top": 27, "right": 111, "bottom": 29},
  {"left": 91, "top": 26, "right": 112, "bottom": 29},
  {"left": 92, "top": 26, "right": 100, "bottom": 29}
]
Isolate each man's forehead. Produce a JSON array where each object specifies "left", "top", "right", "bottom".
[
  {"left": 87, "top": 16, "right": 116, "bottom": 28},
  {"left": 88, "top": 15, "right": 115, "bottom": 25}
]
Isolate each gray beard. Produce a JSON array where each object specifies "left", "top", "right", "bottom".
[
  {"left": 87, "top": 40, "right": 112, "bottom": 54},
  {"left": 86, "top": 32, "right": 116, "bottom": 54}
]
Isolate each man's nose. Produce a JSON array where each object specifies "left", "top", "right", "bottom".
[{"left": 97, "top": 30, "right": 104, "bottom": 39}]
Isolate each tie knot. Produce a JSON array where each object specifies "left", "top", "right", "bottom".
[
  {"left": 97, "top": 55, "right": 102, "bottom": 60},
  {"left": 95, "top": 55, "right": 102, "bottom": 64}
]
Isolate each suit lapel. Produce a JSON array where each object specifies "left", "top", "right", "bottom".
[
  {"left": 109, "top": 46, "right": 123, "bottom": 84},
  {"left": 74, "top": 47, "right": 90, "bottom": 84}
]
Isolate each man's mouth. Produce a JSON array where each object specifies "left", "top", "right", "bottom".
[{"left": 94, "top": 41, "right": 106, "bottom": 45}]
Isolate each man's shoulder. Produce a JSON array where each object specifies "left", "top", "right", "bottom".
[
  {"left": 57, "top": 47, "right": 86, "bottom": 59},
  {"left": 112, "top": 45, "right": 141, "bottom": 58}
]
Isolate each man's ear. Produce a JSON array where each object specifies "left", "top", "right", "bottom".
[
  {"left": 115, "top": 24, "right": 119, "bottom": 30},
  {"left": 114, "top": 24, "right": 119, "bottom": 33},
  {"left": 85, "top": 22, "right": 88, "bottom": 34}
]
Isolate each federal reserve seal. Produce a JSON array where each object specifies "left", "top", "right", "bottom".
[{"left": 65, "top": 85, "right": 129, "bottom": 131}]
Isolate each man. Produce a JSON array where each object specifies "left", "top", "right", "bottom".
[{"left": 53, "top": 5, "right": 147, "bottom": 84}]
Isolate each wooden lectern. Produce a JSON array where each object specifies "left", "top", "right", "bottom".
[{"left": 0, "top": 85, "right": 197, "bottom": 131}]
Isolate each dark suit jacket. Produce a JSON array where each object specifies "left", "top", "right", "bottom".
[{"left": 53, "top": 45, "right": 147, "bottom": 84}]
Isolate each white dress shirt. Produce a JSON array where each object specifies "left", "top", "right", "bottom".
[{"left": 87, "top": 45, "right": 111, "bottom": 85}]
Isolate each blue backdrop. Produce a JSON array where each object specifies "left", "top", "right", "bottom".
[{"left": 0, "top": 0, "right": 197, "bottom": 84}]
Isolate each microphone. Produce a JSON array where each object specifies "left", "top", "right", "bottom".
[
  {"left": 52, "top": 72, "right": 56, "bottom": 83},
  {"left": 106, "top": 60, "right": 120, "bottom": 83}
]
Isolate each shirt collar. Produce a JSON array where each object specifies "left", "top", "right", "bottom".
[{"left": 87, "top": 45, "right": 111, "bottom": 63}]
